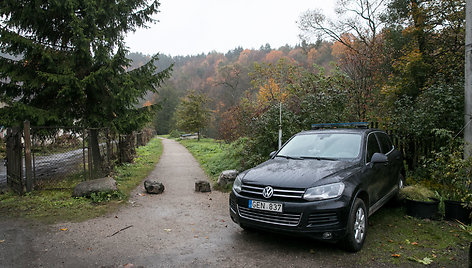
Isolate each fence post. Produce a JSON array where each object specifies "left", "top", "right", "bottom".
[{"left": 24, "top": 120, "right": 33, "bottom": 192}]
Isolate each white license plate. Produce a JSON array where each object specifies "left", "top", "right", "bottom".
[{"left": 249, "top": 200, "right": 283, "bottom": 213}]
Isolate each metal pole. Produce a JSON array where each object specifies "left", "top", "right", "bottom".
[
  {"left": 278, "top": 101, "right": 282, "bottom": 150},
  {"left": 465, "top": 0, "right": 472, "bottom": 157}
]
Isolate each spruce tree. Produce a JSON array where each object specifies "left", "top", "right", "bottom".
[{"left": 0, "top": 0, "right": 171, "bottom": 132}]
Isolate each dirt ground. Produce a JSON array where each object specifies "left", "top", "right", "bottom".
[{"left": 0, "top": 138, "right": 462, "bottom": 268}]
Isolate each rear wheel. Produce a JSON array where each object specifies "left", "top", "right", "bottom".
[
  {"left": 391, "top": 173, "right": 406, "bottom": 205},
  {"left": 343, "top": 198, "right": 367, "bottom": 252}
]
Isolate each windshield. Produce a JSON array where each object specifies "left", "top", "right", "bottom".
[{"left": 277, "top": 133, "right": 362, "bottom": 160}]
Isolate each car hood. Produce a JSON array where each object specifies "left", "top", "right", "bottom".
[{"left": 241, "top": 158, "right": 359, "bottom": 188}]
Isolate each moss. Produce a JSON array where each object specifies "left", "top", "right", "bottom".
[{"left": 400, "top": 185, "right": 436, "bottom": 202}]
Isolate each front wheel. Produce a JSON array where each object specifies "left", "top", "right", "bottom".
[{"left": 343, "top": 198, "right": 367, "bottom": 252}]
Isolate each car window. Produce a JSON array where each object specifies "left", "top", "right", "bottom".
[
  {"left": 277, "top": 133, "right": 362, "bottom": 159},
  {"left": 375, "top": 132, "right": 393, "bottom": 154},
  {"left": 366, "top": 134, "right": 381, "bottom": 163}
]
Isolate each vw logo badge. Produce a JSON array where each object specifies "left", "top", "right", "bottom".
[{"left": 262, "top": 186, "right": 274, "bottom": 199}]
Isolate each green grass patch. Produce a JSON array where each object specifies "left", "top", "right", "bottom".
[
  {"left": 358, "top": 206, "right": 471, "bottom": 267},
  {"left": 179, "top": 138, "right": 240, "bottom": 189},
  {"left": 0, "top": 137, "right": 163, "bottom": 223}
]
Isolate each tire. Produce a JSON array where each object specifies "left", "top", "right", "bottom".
[
  {"left": 391, "top": 173, "right": 405, "bottom": 205},
  {"left": 343, "top": 198, "right": 367, "bottom": 252}
]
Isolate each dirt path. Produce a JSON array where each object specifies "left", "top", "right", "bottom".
[{"left": 1, "top": 139, "right": 359, "bottom": 268}]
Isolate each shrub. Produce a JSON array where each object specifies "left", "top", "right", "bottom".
[{"left": 169, "top": 129, "right": 182, "bottom": 138}]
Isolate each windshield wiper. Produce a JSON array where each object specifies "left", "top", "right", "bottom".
[
  {"left": 299, "top": 156, "right": 338, "bottom": 161},
  {"left": 275, "top": 155, "right": 303, "bottom": 160}
]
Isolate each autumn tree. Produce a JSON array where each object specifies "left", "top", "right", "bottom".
[
  {"left": 0, "top": 0, "right": 171, "bottom": 168},
  {"left": 298, "top": 0, "right": 388, "bottom": 120},
  {"left": 175, "top": 90, "right": 211, "bottom": 141}
]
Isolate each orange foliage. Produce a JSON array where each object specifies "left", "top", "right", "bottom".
[
  {"left": 331, "top": 33, "right": 356, "bottom": 59},
  {"left": 307, "top": 48, "right": 319, "bottom": 66},
  {"left": 257, "top": 78, "right": 288, "bottom": 104},
  {"left": 143, "top": 100, "right": 152, "bottom": 107},
  {"left": 264, "top": 50, "right": 285, "bottom": 64}
]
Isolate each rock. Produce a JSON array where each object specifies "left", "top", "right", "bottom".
[
  {"left": 195, "top": 180, "right": 211, "bottom": 192},
  {"left": 73, "top": 177, "right": 118, "bottom": 197},
  {"left": 217, "top": 170, "right": 239, "bottom": 186},
  {"left": 144, "top": 179, "right": 165, "bottom": 194}
]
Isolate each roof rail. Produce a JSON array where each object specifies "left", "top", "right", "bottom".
[{"left": 311, "top": 122, "right": 370, "bottom": 130}]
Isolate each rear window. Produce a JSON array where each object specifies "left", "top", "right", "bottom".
[{"left": 277, "top": 133, "right": 362, "bottom": 159}]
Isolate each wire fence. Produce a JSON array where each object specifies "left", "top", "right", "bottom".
[{"left": 2, "top": 124, "right": 155, "bottom": 192}]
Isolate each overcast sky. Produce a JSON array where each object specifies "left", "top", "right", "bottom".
[{"left": 124, "top": 0, "right": 335, "bottom": 56}]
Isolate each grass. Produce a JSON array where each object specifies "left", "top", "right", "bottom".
[
  {"left": 359, "top": 206, "right": 471, "bottom": 267},
  {"left": 178, "top": 138, "right": 241, "bottom": 189},
  {"left": 0, "top": 137, "right": 163, "bottom": 224}
]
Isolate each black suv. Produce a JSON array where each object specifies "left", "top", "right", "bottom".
[{"left": 229, "top": 123, "right": 404, "bottom": 252}]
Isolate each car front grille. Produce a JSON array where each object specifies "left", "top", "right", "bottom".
[
  {"left": 238, "top": 206, "right": 302, "bottom": 226},
  {"left": 240, "top": 183, "right": 305, "bottom": 200},
  {"left": 307, "top": 211, "right": 339, "bottom": 227}
]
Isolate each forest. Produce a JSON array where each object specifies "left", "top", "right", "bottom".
[{"left": 130, "top": 0, "right": 465, "bottom": 173}]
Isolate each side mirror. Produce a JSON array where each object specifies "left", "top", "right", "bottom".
[
  {"left": 371, "top": 153, "right": 388, "bottom": 164},
  {"left": 269, "top": 151, "right": 277, "bottom": 158}
]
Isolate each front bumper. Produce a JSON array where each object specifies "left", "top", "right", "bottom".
[{"left": 229, "top": 191, "right": 350, "bottom": 241}]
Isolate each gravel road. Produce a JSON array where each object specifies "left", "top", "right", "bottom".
[{"left": 0, "top": 138, "right": 377, "bottom": 268}]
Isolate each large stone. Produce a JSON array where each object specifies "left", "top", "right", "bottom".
[
  {"left": 195, "top": 180, "right": 211, "bottom": 192},
  {"left": 73, "top": 177, "right": 118, "bottom": 197},
  {"left": 144, "top": 179, "right": 165, "bottom": 194},
  {"left": 217, "top": 170, "right": 239, "bottom": 186}
]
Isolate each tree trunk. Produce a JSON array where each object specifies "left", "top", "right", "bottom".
[
  {"left": 89, "top": 129, "right": 102, "bottom": 177},
  {"left": 119, "top": 133, "right": 136, "bottom": 163}
]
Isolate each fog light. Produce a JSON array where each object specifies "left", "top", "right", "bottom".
[{"left": 322, "top": 232, "right": 333, "bottom": 239}]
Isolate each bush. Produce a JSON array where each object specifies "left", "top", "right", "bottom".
[
  {"left": 169, "top": 129, "right": 182, "bottom": 138},
  {"left": 410, "top": 129, "right": 472, "bottom": 208}
]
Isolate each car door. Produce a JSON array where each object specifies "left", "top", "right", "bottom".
[
  {"left": 364, "top": 132, "right": 390, "bottom": 207},
  {"left": 375, "top": 132, "right": 402, "bottom": 192}
]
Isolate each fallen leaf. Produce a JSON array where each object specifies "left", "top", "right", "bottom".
[
  {"left": 220, "top": 220, "right": 225, "bottom": 223},
  {"left": 391, "top": 254, "right": 401, "bottom": 258},
  {"left": 164, "top": 229, "right": 172, "bottom": 232},
  {"left": 0, "top": 240, "right": 5, "bottom": 243},
  {"left": 205, "top": 236, "right": 209, "bottom": 239},
  {"left": 194, "top": 235, "right": 199, "bottom": 238},
  {"left": 388, "top": 239, "right": 394, "bottom": 243},
  {"left": 411, "top": 242, "right": 418, "bottom": 246},
  {"left": 309, "top": 249, "right": 316, "bottom": 254},
  {"left": 60, "top": 228, "right": 68, "bottom": 231},
  {"left": 408, "top": 257, "right": 433, "bottom": 265}
]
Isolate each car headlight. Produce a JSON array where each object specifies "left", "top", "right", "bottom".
[
  {"left": 303, "top": 182, "right": 345, "bottom": 201},
  {"left": 233, "top": 174, "right": 242, "bottom": 193}
]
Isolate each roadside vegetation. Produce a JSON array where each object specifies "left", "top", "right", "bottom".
[
  {"left": 178, "top": 138, "right": 240, "bottom": 190},
  {"left": 0, "top": 137, "right": 163, "bottom": 224}
]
